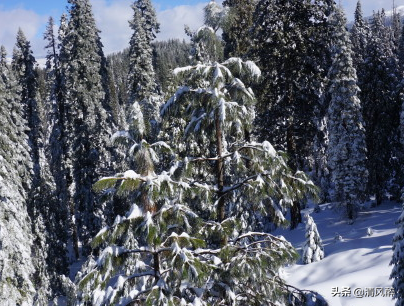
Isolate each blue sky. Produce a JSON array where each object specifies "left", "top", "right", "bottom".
[
  {"left": 0, "top": 0, "right": 206, "bottom": 14},
  {"left": 0, "top": 0, "right": 403, "bottom": 59},
  {"left": 1, "top": 0, "right": 403, "bottom": 19}
]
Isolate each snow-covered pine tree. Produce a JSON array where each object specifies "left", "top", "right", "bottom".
[
  {"left": 0, "top": 45, "right": 37, "bottom": 305},
  {"left": 391, "top": 203, "right": 404, "bottom": 306},
  {"left": 204, "top": 0, "right": 226, "bottom": 33},
  {"left": 152, "top": 39, "right": 191, "bottom": 92},
  {"left": 59, "top": 0, "right": 115, "bottom": 257},
  {"left": 327, "top": 8, "right": 368, "bottom": 220},
  {"left": 127, "top": 0, "right": 161, "bottom": 141},
  {"left": 361, "top": 10, "right": 400, "bottom": 205},
  {"left": 43, "top": 16, "right": 71, "bottom": 296},
  {"left": 251, "top": 0, "right": 336, "bottom": 228},
  {"left": 302, "top": 214, "right": 324, "bottom": 264},
  {"left": 391, "top": 6, "right": 402, "bottom": 51},
  {"left": 11, "top": 29, "right": 60, "bottom": 303},
  {"left": 350, "top": 1, "right": 370, "bottom": 70},
  {"left": 185, "top": 2, "right": 224, "bottom": 65},
  {"left": 75, "top": 58, "right": 318, "bottom": 305},
  {"left": 12, "top": 29, "right": 42, "bottom": 184},
  {"left": 222, "top": 0, "right": 257, "bottom": 58},
  {"left": 162, "top": 59, "right": 317, "bottom": 229},
  {"left": 395, "top": 14, "right": 404, "bottom": 197}
]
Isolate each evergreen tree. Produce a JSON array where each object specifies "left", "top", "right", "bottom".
[
  {"left": 127, "top": 0, "right": 160, "bottom": 141},
  {"left": 361, "top": 10, "right": 400, "bottom": 205},
  {"left": 302, "top": 214, "right": 324, "bottom": 264},
  {"left": 185, "top": 2, "right": 225, "bottom": 65},
  {"left": 327, "top": 9, "right": 368, "bottom": 219},
  {"left": 0, "top": 45, "right": 37, "bottom": 305},
  {"left": 396, "top": 14, "right": 404, "bottom": 197},
  {"left": 59, "top": 0, "right": 115, "bottom": 257},
  {"left": 75, "top": 58, "right": 317, "bottom": 305},
  {"left": 43, "top": 16, "right": 71, "bottom": 295},
  {"left": 222, "top": 0, "right": 257, "bottom": 58},
  {"left": 107, "top": 50, "right": 130, "bottom": 128},
  {"left": 12, "top": 29, "right": 60, "bottom": 303},
  {"left": 152, "top": 39, "right": 191, "bottom": 92},
  {"left": 204, "top": 0, "right": 226, "bottom": 33},
  {"left": 12, "top": 29, "right": 41, "bottom": 182},
  {"left": 391, "top": 203, "right": 404, "bottom": 306},
  {"left": 252, "top": 0, "right": 336, "bottom": 228},
  {"left": 391, "top": 6, "right": 402, "bottom": 51},
  {"left": 350, "top": 1, "right": 370, "bottom": 70}
]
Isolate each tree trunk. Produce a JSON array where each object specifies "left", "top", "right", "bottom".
[
  {"left": 215, "top": 111, "right": 225, "bottom": 223},
  {"left": 287, "top": 119, "right": 301, "bottom": 229}
]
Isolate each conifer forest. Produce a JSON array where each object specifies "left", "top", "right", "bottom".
[{"left": 3, "top": 0, "right": 404, "bottom": 305}]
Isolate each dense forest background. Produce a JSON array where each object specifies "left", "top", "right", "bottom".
[{"left": 1, "top": 0, "right": 404, "bottom": 305}]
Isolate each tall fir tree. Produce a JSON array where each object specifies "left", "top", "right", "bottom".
[
  {"left": 0, "top": 45, "right": 38, "bottom": 305},
  {"left": 127, "top": 0, "right": 160, "bottom": 141},
  {"left": 59, "top": 0, "right": 115, "bottom": 257},
  {"left": 350, "top": 1, "right": 370, "bottom": 70},
  {"left": 361, "top": 10, "right": 400, "bottom": 205},
  {"left": 12, "top": 29, "right": 61, "bottom": 303},
  {"left": 185, "top": 1, "right": 225, "bottom": 66},
  {"left": 12, "top": 29, "right": 42, "bottom": 183},
  {"left": 222, "top": 0, "right": 257, "bottom": 58},
  {"left": 252, "top": 0, "right": 336, "bottom": 228},
  {"left": 43, "top": 16, "right": 71, "bottom": 295},
  {"left": 326, "top": 8, "right": 368, "bottom": 219}
]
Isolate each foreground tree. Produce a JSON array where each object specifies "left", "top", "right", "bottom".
[
  {"left": 327, "top": 9, "right": 368, "bottom": 219},
  {"left": 75, "top": 58, "right": 317, "bottom": 305}
]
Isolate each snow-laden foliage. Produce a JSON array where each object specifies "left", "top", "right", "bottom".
[
  {"left": 76, "top": 57, "right": 317, "bottom": 305},
  {"left": 222, "top": 0, "right": 257, "bottom": 58},
  {"left": 12, "top": 29, "right": 62, "bottom": 302},
  {"left": 76, "top": 199, "right": 297, "bottom": 305},
  {"left": 127, "top": 0, "right": 161, "bottom": 141},
  {"left": 0, "top": 45, "right": 36, "bottom": 305},
  {"left": 251, "top": 0, "right": 338, "bottom": 226},
  {"left": 58, "top": 0, "right": 116, "bottom": 257},
  {"left": 161, "top": 59, "right": 317, "bottom": 229},
  {"left": 360, "top": 10, "right": 400, "bottom": 205},
  {"left": 203, "top": 0, "right": 226, "bottom": 33},
  {"left": 302, "top": 215, "right": 324, "bottom": 264},
  {"left": 185, "top": 7, "right": 224, "bottom": 66},
  {"left": 350, "top": 1, "right": 370, "bottom": 69},
  {"left": 326, "top": 8, "right": 368, "bottom": 220},
  {"left": 391, "top": 203, "right": 404, "bottom": 306}
]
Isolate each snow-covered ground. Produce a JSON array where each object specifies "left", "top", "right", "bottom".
[{"left": 275, "top": 201, "right": 402, "bottom": 306}]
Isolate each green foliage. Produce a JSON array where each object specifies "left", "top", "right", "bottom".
[{"left": 77, "top": 56, "right": 318, "bottom": 305}]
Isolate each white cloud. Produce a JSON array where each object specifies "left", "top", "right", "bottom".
[
  {"left": 156, "top": 3, "right": 206, "bottom": 41},
  {"left": 0, "top": 8, "right": 46, "bottom": 58},
  {"left": 92, "top": 0, "right": 132, "bottom": 54},
  {"left": 93, "top": 0, "right": 206, "bottom": 54}
]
